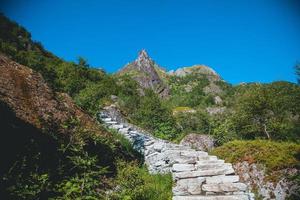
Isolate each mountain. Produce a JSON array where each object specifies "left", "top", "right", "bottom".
[
  {"left": 117, "top": 50, "right": 170, "bottom": 98},
  {"left": 168, "top": 65, "right": 221, "bottom": 81}
]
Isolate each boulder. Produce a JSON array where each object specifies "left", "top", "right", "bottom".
[{"left": 180, "top": 134, "right": 215, "bottom": 151}]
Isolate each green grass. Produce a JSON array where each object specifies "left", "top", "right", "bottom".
[
  {"left": 211, "top": 140, "right": 300, "bottom": 172},
  {"left": 108, "top": 161, "right": 173, "bottom": 200}
]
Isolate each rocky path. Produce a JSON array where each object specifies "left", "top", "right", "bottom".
[{"left": 99, "top": 109, "right": 255, "bottom": 200}]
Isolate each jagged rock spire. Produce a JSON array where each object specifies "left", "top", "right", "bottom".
[{"left": 134, "top": 49, "right": 153, "bottom": 71}]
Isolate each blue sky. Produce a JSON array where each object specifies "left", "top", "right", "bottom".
[{"left": 1, "top": 0, "right": 300, "bottom": 84}]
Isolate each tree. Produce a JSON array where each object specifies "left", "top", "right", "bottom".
[
  {"left": 133, "top": 90, "right": 179, "bottom": 140},
  {"left": 231, "top": 82, "right": 300, "bottom": 141}
]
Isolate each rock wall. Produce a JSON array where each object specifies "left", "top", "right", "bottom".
[
  {"left": 99, "top": 107, "right": 255, "bottom": 200},
  {"left": 234, "top": 161, "right": 299, "bottom": 200}
]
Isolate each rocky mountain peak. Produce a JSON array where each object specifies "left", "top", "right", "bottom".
[
  {"left": 117, "top": 50, "right": 170, "bottom": 98},
  {"left": 134, "top": 49, "right": 154, "bottom": 71}
]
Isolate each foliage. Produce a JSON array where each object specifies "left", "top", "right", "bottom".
[
  {"left": 174, "top": 109, "right": 211, "bottom": 134},
  {"left": 131, "top": 89, "right": 179, "bottom": 140},
  {"left": 212, "top": 140, "right": 300, "bottom": 172},
  {"left": 167, "top": 74, "right": 214, "bottom": 108},
  {"left": 107, "top": 161, "right": 172, "bottom": 200},
  {"left": 230, "top": 82, "right": 300, "bottom": 141}
]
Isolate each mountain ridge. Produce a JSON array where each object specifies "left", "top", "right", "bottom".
[{"left": 117, "top": 49, "right": 223, "bottom": 98}]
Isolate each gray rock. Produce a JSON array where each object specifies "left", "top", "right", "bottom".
[
  {"left": 172, "top": 164, "right": 195, "bottom": 172},
  {"left": 174, "top": 167, "right": 235, "bottom": 179},
  {"left": 180, "top": 134, "right": 215, "bottom": 151},
  {"left": 172, "top": 195, "right": 251, "bottom": 200},
  {"left": 173, "top": 177, "right": 205, "bottom": 195},
  {"left": 202, "top": 183, "right": 247, "bottom": 192},
  {"left": 206, "top": 175, "right": 239, "bottom": 184}
]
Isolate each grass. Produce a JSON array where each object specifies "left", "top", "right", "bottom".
[
  {"left": 108, "top": 161, "right": 173, "bottom": 200},
  {"left": 211, "top": 140, "right": 300, "bottom": 172}
]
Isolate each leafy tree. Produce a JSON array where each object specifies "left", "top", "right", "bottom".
[
  {"left": 133, "top": 90, "right": 179, "bottom": 140},
  {"left": 231, "top": 82, "right": 300, "bottom": 141}
]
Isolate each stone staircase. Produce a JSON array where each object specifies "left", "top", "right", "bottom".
[{"left": 99, "top": 109, "right": 255, "bottom": 200}]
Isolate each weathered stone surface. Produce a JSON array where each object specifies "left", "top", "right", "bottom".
[
  {"left": 206, "top": 175, "right": 239, "bottom": 184},
  {"left": 180, "top": 134, "right": 215, "bottom": 151},
  {"left": 117, "top": 50, "right": 170, "bottom": 98},
  {"left": 102, "top": 117, "right": 112, "bottom": 122},
  {"left": 111, "top": 124, "right": 124, "bottom": 129},
  {"left": 202, "top": 183, "right": 247, "bottom": 192},
  {"left": 172, "top": 195, "right": 250, "bottom": 200},
  {"left": 180, "top": 150, "right": 208, "bottom": 158},
  {"left": 172, "top": 164, "right": 195, "bottom": 172},
  {"left": 174, "top": 167, "right": 235, "bottom": 179},
  {"left": 173, "top": 177, "right": 205, "bottom": 195}
]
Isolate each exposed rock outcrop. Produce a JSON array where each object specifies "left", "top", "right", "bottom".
[
  {"left": 99, "top": 107, "right": 254, "bottom": 200},
  {"left": 180, "top": 134, "right": 215, "bottom": 151},
  {"left": 0, "top": 54, "right": 106, "bottom": 136},
  {"left": 117, "top": 50, "right": 170, "bottom": 98},
  {"left": 168, "top": 65, "right": 221, "bottom": 82},
  {"left": 234, "top": 161, "right": 299, "bottom": 200}
]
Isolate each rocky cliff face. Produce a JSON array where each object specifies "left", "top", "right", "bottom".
[{"left": 117, "top": 50, "right": 170, "bottom": 98}]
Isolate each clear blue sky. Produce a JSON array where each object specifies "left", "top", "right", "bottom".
[{"left": 1, "top": 0, "right": 300, "bottom": 84}]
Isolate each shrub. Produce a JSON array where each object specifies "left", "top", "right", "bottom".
[
  {"left": 108, "top": 161, "right": 172, "bottom": 200},
  {"left": 212, "top": 140, "right": 300, "bottom": 172}
]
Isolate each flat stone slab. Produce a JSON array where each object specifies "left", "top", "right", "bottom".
[
  {"left": 102, "top": 117, "right": 112, "bottom": 122},
  {"left": 172, "top": 164, "right": 195, "bottom": 172},
  {"left": 202, "top": 183, "right": 247, "bottom": 192},
  {"left": 172, "top": 195, "right": 250, "bottom": 200},
  {"left": 206, "top": 175, "right": 239, "bottom": 184},
  {"left": 174, "top": 167, "right": 235, "bottom": 179},
  {"left": 105, "top": 121, "right": 117, "bottom": 124}
]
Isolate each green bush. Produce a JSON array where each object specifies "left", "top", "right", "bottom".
[
  {"left": 212, "top": 140, "right": 300, "bottom": 172},
  {"left": 108, "top": 161, "right": 172, "bottom": 200}
]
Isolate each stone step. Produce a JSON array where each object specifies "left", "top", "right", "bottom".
[
  {"left": 111, "top": 124, "right": 124, "bottom": 129},
  {"left": 180, "top": 150, "right": 208, "bottom": 158},
  {"left": 144, "top": 140, "right": 155, "bottom": 146},
  {"left": 174, "top": 167, "right": 235, "bottom": 179},
  {"left": 173, "top": 177, "right": 205, "bottom": 195},
  {"left": 173, "top": 157, "right": 197, "bottom": 164},
  {"left": 102, "top": 117, "right": 112, "bottom": 122},
  {"left": 172, "top": 195, "right": 250, "bottom": 200},
  {"left": 206, "top": 175, "right": 239, "bottom": 184},
  {"left": 197, "top": 156, "right": 218, "bottom": 161},
  {"left": 119, "top": 127, "right": 130, "bottom": 134},
  {"left": 172, "top": 164, "right": 196, "bottom": 172},
  {"left": 105, "top": 121, "right": 118, "bottom": 125},
  {"left": 196, "top": 163, "right": 227, "bottom": 170},
  {"left": 202, "top": 182, "right": 247, "bottom": 192},
  {"left": 196, "top": 160, "right": 225, "bottom": 165}
]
